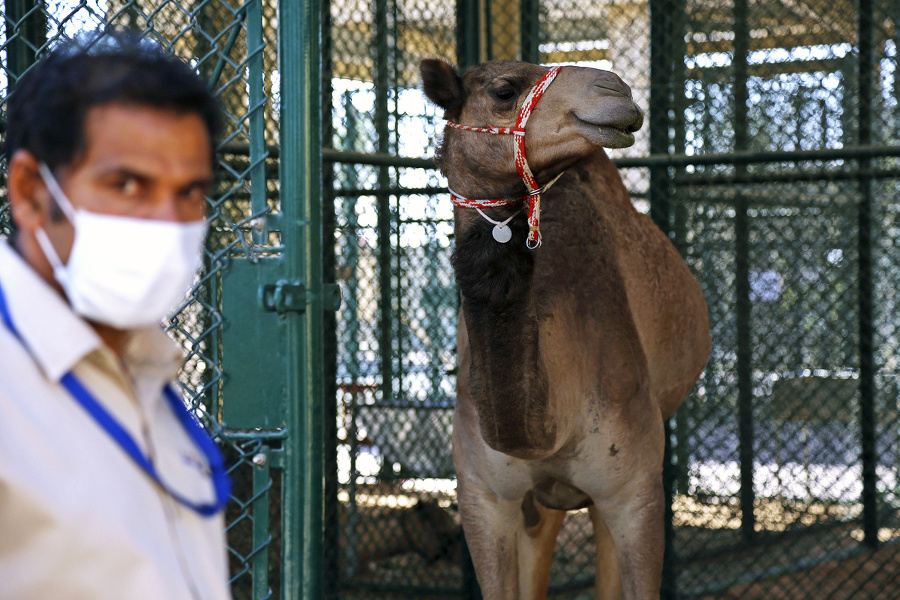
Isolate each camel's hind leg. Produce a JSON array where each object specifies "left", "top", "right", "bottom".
[{"left": 589, "top": 505, "right": 622, "bottom": 600}]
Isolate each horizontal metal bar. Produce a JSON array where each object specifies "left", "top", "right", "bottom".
[
  {"left": 674, "top": 167, "right": 900, "bottom": 186},
  {"left": 332, "top": 186, "right": 446, "bottom": 197},
  {"left": 223, "top": 428, "right": 289, "bottom": 440},
  {"left": 324, "top": 149, "right": 436, "bottom": 169},
  {"left": 615, "top": 145, "right": 900, "bottom": 168},
  {"left": 226, "top": 144, "right": 900, "bottom": 172}
]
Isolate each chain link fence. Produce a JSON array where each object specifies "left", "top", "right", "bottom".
[
  {"left": 1, "top": 0, "right": 899, "bottom": 599},
  {"left": 0, "top": 1, "right": 284, "bottom": 598},
  {"left": 325, "top": 0, "right": 900, "bottom": 599}
]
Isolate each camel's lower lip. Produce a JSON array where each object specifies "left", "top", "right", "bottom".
[
  {"left": 572, "top": 114, "right": 638, "bottom": 149},
  {"left": 594, "top": 126, "right": 635, "bottom": 149}
]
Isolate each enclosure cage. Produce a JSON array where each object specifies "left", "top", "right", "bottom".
[{"left": 1, "top": 0, "right": 899, "bottom": 599}]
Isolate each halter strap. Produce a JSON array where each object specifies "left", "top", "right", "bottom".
[{"left": 445, "top": 66, "right": 564, "bottom": 249}]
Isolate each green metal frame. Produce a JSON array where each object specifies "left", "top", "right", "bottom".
[{"left": 278, "top": 0, "right": 324, "bottom": 597}]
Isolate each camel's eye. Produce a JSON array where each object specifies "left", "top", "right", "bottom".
[{"left": 491, "top": 86, "right": 517, "bottom": 103}]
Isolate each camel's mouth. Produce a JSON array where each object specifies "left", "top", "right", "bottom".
[
  {"left": 573, "top": 109, "right": 643, "bottom": 149},
  {"left": 597, "top": 125, "right": 636, "bottom": 148}
]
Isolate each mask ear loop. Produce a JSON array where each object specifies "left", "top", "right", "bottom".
[
  {"left": 35, "top": 164, "right": 77, "bottom": 288},
  {"left": 38, "top": 163, "right": 78, "bottom": 223}
]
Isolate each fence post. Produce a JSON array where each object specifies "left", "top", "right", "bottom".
[
  {"left": 649, "top": 1, "right": 679, "bottom": 597},
  {"left": 857, "top": 0, "right": 878, "bottom": 550},
  {"left": 278, "top": 0, "right": 325, "bottom": 597},
  {"left": 519, "top": 0, "right": 539, "bottom": 63},
  {"left": 456, "top": 0, "right": 483, "bottom": 69},
  {"left": 732, "top": 0, "right": 756, "bottom": 545},
  {"left": 4, "top": 0, "right": 44, "bottom": 83}
]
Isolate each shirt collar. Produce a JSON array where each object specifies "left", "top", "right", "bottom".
[{"left": 0, "top": 239, "right": 182, "bottom": 383}]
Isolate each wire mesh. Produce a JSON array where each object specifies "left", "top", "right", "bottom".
[
  {"left": 325, "top": 0, "right": 900, "bottom": 599},
  {"left": 325, "top": 0, "right": 461, "bottom": 595},
  {"left": 0, "top": 2, "right": 282, "bottom": 598},
  {"left": 1, "top": 0, "right": 899, "bottom": 599}
]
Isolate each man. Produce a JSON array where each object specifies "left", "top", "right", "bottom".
[{"left": 0, "top": 30, "right": 233, "bottom": 600}]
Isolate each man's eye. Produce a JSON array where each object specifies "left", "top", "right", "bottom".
[{"left": 118, "top": 177, "right": 139, "bottom": 196}]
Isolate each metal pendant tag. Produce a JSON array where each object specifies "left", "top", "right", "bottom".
[{"left": 492, "top": 224, "right": 512, "bottom": 243}]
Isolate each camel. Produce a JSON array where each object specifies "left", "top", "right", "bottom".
[{"left": 419, "top": 58, "right": 711, "bottom": 600}]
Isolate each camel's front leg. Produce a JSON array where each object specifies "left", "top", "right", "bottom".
[
  {"left": 595, "top": 475, "right": 666, "bottom": 600},
  {"left": 457, "top": 474, "right": 565, "bottom": 600}
]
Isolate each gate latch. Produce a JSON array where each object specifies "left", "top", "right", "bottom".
[
  {"left": 260, "top": 281, "right": 342, "bottom": 314},
  {"left": 261, "top": 281, "right": 306, "bottom": 314}
]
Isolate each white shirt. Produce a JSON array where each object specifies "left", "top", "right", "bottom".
[{"left": 0, "top": 240, "right": 232, "bottom": 600}]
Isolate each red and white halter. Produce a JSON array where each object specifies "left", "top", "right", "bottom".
[{"left": 446, "top": 66, "right": 564, "bottom": 250}]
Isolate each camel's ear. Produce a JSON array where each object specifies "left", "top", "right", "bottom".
[{"left": 420, "top": 58, "right": 463, "bottom": 118}]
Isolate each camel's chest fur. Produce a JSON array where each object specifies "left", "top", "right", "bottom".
[{"left": 454, "top": 165, "right": 652, "bottom": 463}]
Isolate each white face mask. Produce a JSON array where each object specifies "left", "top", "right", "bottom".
[{"left": 34, "top": 163, "right": 207, "bottom": 329}]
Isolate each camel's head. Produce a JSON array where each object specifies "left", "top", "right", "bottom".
[{"left": 420, "top": 58, "right": 643, "bottom": 197}]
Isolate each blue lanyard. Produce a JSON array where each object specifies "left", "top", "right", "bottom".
[{"left": 0, "top": 280, "right": 231, "bottom": 516}]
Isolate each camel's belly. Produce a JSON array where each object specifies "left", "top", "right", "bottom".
[
  {"left": 532, "top": 478, "right": 593, "bottom": 511},
  {"left": 455, "top": 399, "right": 661, "bottom": 507}
]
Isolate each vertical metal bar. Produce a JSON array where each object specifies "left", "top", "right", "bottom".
[
  {"left": 346, "top": 387, "right": 360, "bottom": 576},
  {"left": 650, "top": 1, "right": 678, "bottom": 596},
  {"left": 251, "top": 445, "right": 271, "bottom": 600},
  {"left": 5, "top": 0, "right": 45, "bottom": 85},
  {"left": 519, "top": 0, "right": 539, "bottom": 63},
  {"left": 425, "top": 241, "right": 442, "bottom": 399},
  {"left": 456, "top": 0, "right": 481, "bottom": 71},
  {"left": 321, "top": 0, "right": 340, "bottom": 592},
  {"left": 456, "top": 0, "right": 482, "bottom": 69},
  {"left": 732, "top": 0, "right": 755, "bottom": 543},
  {"left": 278, "top": 0, "right": 324, "bottom": 597},
  {"left": 247, "top": 0, "right": 268, "bottom": 247},
  {"left": 857, "top": 0, "right": 878, "bottom": 549},
  {"left": 246, "top": 8, "right": 272, "bottom": 595},
  {"left": 662, "top": 419, "right": 677, "bottom": 600},
  {"left": 669, "top": 0, "right": 691, "bottom": 498},
  {"left": 339, "top": 90, "right": 362, "bottom": 583},
  {"left": 374, "top": 0, "right": 394, "bottom": 406},
  {"left": 648, "top": 0, "right": 672, "bottom": 234}
]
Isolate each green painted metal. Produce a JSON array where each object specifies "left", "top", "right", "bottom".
[
  {"left": 456, "top": 0, "right": 482, "bottom": 69},
  {"left": 732, "top": 0, "right": 756, "bottom": 544},
  {"left": 278, "top": 1, "right": 325, "bottom": 599},
  {"left": 251, "top": 445, "right": 272, "bottom": 599},
  {"left": 519, "top": 0, "right": 539, "bottom": 63},
  {"left": 247, "top": 0, "right": 269, "bottom": 247},
  {"left": 856, "top": 0, "right": 878, "bottom": 550},
  {"left": 221, "top": 257, "right": 287, "bottom": 429},
  {"left": 4, "top": 0, "right": 44, "bottom": 83},
  {"left": 374, "top": 0, "right": 394, "bottom": 408}
]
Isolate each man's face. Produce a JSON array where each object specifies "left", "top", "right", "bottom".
[{"left": 39, "top": 103, "right": 213, "bottom": 264}]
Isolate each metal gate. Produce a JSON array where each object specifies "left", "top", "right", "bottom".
[{"left": 0, "top": 0, "right": 326, "bottom": 598}]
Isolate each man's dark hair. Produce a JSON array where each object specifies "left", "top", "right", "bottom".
[{"left": 5, "top": 28, "right": 222, "bottom": 171}]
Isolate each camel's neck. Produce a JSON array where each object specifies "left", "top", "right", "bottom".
[
  {"left": 452, "top": 196, "right": 562, "bottom": 457},
  {"left": 453, "top": 152, "right": 642, "bottom": 458}
]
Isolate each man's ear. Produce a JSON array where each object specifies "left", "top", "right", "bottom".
[
  {"left": 7, "top": 150, "right": 52, "bottom": 233},
  {"left": 420, "top": 58, "right": 464, "bottom": 120}
]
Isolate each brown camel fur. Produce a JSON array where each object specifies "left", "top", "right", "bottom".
[{"left": 420, "top": 58, "right": 711, "bottom": 600}]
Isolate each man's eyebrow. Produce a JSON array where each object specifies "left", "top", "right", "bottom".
[
  {"left": 96, "top": 166, "right": 151, "bottom": 181},
  {"left": 181, "top": 176, "right": 214, "bottom": 190}
]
